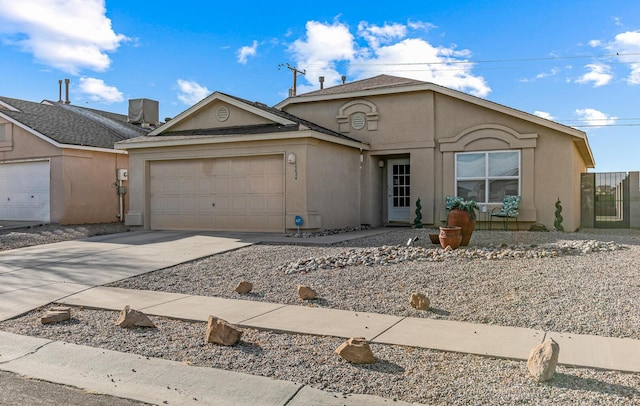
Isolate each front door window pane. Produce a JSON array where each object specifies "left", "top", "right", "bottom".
[{"left": 392, "top": 164, "right": 410, "bottom": 208}]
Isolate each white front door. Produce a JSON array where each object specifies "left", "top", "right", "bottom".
[{"left": 387, "top": 159, "right": 410, "bottom": 222}]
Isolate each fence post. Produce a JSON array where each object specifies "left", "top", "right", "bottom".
[{"left": 629, "top": 172, "right": 640, "bottom": 229}]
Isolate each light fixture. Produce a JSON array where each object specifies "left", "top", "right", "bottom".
[
  {"left": 378, "top": 160, "right": 385, "bottom": 168},
  {"left": 287, "top": 153, "right": 296, "bottom": 164}
]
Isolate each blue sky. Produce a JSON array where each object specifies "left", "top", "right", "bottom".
[{"left": 0, "top": 0, "right": 639, "bottom": 172}]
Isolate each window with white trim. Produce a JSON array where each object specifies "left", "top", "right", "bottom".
[{"left": 455, "top": 151, "right": 520, "bottom": 203}]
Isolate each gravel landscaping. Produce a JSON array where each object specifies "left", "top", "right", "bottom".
[
  {"left": 0, "top": 222, "right": 129, "bottom": 251},
  {"left": 1, "top": 225, "right": 640, "bottom": 404}
]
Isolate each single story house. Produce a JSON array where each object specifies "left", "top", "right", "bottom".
[
  {"left": 117, "top": 74, "right": 594, "bottom": 232},
  {"left": 0, "top": 96, "right": 154, "bottom": 224}
]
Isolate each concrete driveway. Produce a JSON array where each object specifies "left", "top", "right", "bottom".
[{"left": 0, "top": 230, "right": 259, "bottom": 322}]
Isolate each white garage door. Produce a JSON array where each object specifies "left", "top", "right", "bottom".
[
  {"left": 149, "top": 155, "right": 284, "bottom": 232},
  {"left": 0, "top": 160, "right": 50, "bottom": 222}
]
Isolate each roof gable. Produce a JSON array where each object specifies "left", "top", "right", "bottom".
[
  {"left": 147, "top": 91, "right": 362, "bottom": 144},
  {"left": 0, "top": 96, "right": 149, "bottom": 149},
  {"left": 275, "top": 74, "right": 594, "bottom": 168},
  {"left": 149, "top": 92, "right": 296, "bottom": 136}
]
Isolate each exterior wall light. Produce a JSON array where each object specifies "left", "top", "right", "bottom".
[
  {"left": 378, "top": 160, "right": 385, "bottom": 168},
  {"left": 287, "top": 153, "right": 296, "bottom": 164}
]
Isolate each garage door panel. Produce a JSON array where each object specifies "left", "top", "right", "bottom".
[
  {"left": 230, "top": 176, "right": 247, "bottom": 194},
  {"left": 266, "top": 175, "right": 284, "bottom": 193},
  {"left": 180, "top": 178, "right": 197, "bottom": 194},
  {"left": 0, "top": 161, "right": 50, "bottom": 222},
  {"left": 150, "top": 156, "right": 284, "bottom": 232}
]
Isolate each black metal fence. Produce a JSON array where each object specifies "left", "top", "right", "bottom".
[{"left": 581, "top": 172, "right": 630, "bottom": 229}]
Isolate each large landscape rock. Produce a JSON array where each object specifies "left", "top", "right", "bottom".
[
  {"left": 410, "top": 293, "right": 430, "bottom": 310},
  {"left": 234, "top": 281, "right": 253, "bottom": 294},
  {"left": 206, "top": 315, "right": 243, "bottom": 346},
  {"left": 527, "top": 337, "right": 560, "bottom": 382},
  {"left": 41, "top": 306, "right": 71, "bottom": 324},
  {"left": 297, "top": 285, "right": 317, "bottom": 300},
  {"left": 116, "top": 305, "right": 156, "bottom": 328},
  {"left": 335, "top": 337, "right": 375, "bottom": 364}
]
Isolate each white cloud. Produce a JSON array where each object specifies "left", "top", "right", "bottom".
[
  {"left": 575, "top": 63, "right": 613, "bottom": 87},
  {"left": 237, "top": 40, "right": 258, "bottom": 64},
  {"left": 603, "top": 30, "right": 640, "bottom": 84},
  {"left": 176, "top": 79, "right": 210, "bottom": 105},
  {"left": 288, "top": 19, "right": 490, "bottom": 97},
  {"left": 574, "top": 108, "right": 617, "bottom": 127},
  {"left": 78, "top": 77, "right": 123, "bottom": 103},
  {"left": 0, "top": 0, "right": 128, "bottom": 74},
  {"left": 534, "top": 111, "right": 555, "bottom": 121},
  {"left": 357, "top": 22, "right": 407, "bottom": 49},
  {"left": 520, "top": 67, "right": 560, "bottom": 82}
]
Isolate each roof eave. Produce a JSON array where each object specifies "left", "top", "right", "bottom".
[
  {"left": 149, "top": 92, "right": 297, "bottom": 136},
  {"left": 116, "top": 130, "right": 369, "bottom": 151}
]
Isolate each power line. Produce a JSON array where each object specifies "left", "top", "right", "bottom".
[{"left": 301, "top": 52, "right": 640, "bottom": 68}]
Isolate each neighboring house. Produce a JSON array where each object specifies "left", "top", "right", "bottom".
[
  {"left": 117, "top": 74, "right": 594, "bottom": 233},
  {"left": 0, "top": 96, "right": 153, "bottom": 224}
]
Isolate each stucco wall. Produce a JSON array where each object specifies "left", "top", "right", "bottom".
[
  {"left": 284, "top": 89, "right": 590, "bottom": 231},
  {"left": 123, "top": 136, "right": 360, "bottom": 231},
  {"left": 305, "top": 140, "right": 361, "bottom": 229},
  {"left": 169, "top": 100, "right": 273, "bottom": 132},
  {"left": 58, "top": 149, "right": 128, "bottom": 225},
  {"left": 0, "top": 120, "right": 127, "bottom": 225}
]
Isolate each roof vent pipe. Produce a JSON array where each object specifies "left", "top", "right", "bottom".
[
  {"left": 341, "top": 75, "right": 347, "bottom": 84},
  {"left": 58, "top": 80, "right": 63, "bottom": 103},
  {"left": 319, "top": 76, "right": 324, "bottom": 89},
  {"left": 64, "top": 78, "right": 70, "bottom": 104}
]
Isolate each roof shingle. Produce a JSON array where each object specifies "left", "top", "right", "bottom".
[{"left": 0, "top": 96, "right": 150, "bottom": 149}]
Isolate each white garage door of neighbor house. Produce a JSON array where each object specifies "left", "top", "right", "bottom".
[
  {"left": 149, "top": 155, "right": 284, "bottom": 232},
  {"left": 0, "top": 160, "right": 50, "bottom": 222}
]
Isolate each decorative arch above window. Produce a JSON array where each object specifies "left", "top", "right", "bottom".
[
  {"left": 439, "top": 124, "right": 537, "bottom": 152},
  {"left": 336, "top": 99, "right": 379, "bottom": 132}
]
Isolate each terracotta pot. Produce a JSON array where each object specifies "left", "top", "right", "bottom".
[
  {"left": 447, "top": 209, "right": 475, "bottom": 246},
  {"left": 429, "top": 233, "right": 440, "bottom": 244},
  {"left": 439, "top": 226, "right": 462, "bottom": 250}
]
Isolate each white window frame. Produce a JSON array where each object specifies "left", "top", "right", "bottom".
[{"left": 455, "top": 150, "right": 521, "bottom": 204}]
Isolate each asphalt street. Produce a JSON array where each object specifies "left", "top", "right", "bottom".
[{"left": 0, "top": 370, "right": 150, "bottom": 405}]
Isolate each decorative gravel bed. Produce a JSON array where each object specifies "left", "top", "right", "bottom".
[
  {"left": 2, "top": 227, "right": 640, "bottom": 404},
  {"left": 0, "top": 223, "right": 129, "bottom": 251},
  {"left": 108, "top": 228, "right": 640, "bottom": 340}
]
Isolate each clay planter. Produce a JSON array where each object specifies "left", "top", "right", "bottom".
[
  {"left": 447, "top": 209, "right": 475, "bottom": 246},
  {"left": 429, "top": 233, "right": 440, "bottom": 244},
  {"left": 439, "top": 226, "right": 462, "bottom": 249}
]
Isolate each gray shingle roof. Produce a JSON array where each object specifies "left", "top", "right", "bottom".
[
  {"left": 296, "top": 74, "right": 427, "bottom": 98},
  {"left": 137, "top": 92, "right": 364, "bottom": 145},
  {"left": 0, "top": 96, "right": 150, "bottom": 149}
]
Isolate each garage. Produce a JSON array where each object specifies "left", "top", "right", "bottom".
[
  {"left": 0, "top": 160, "right": 50, "bottom": 222},
  {"left": 149, "top": 155, "right": 284, "bottom": 232}
]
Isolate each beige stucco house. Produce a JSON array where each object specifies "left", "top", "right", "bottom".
[
  {"left": 0, "top": 96, "right": 151, "bottom": 224},
  {"left": 117, "top": 75, "right": 594, "bottom": 233}
]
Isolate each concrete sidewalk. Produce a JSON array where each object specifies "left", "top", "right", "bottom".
[
  {"left": 0, "top": 230, "right": 259, "bottom": 322},
  {"left": 59, "top": 286, "right": 640, "bottom": 374},
  {"left": 0, "top": 331, "right": 411, "bottom": 406},
  {"left": 0, "top": 227, "right": 392, "bottom": 322}
]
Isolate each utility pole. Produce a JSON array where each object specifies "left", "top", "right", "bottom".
[{"left": 279, "top": 63, "right": 306, "bottom": 96}]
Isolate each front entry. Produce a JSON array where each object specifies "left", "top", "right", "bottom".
[{"left": 387, "top": 159, "right": 410, "bottom": 222}]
